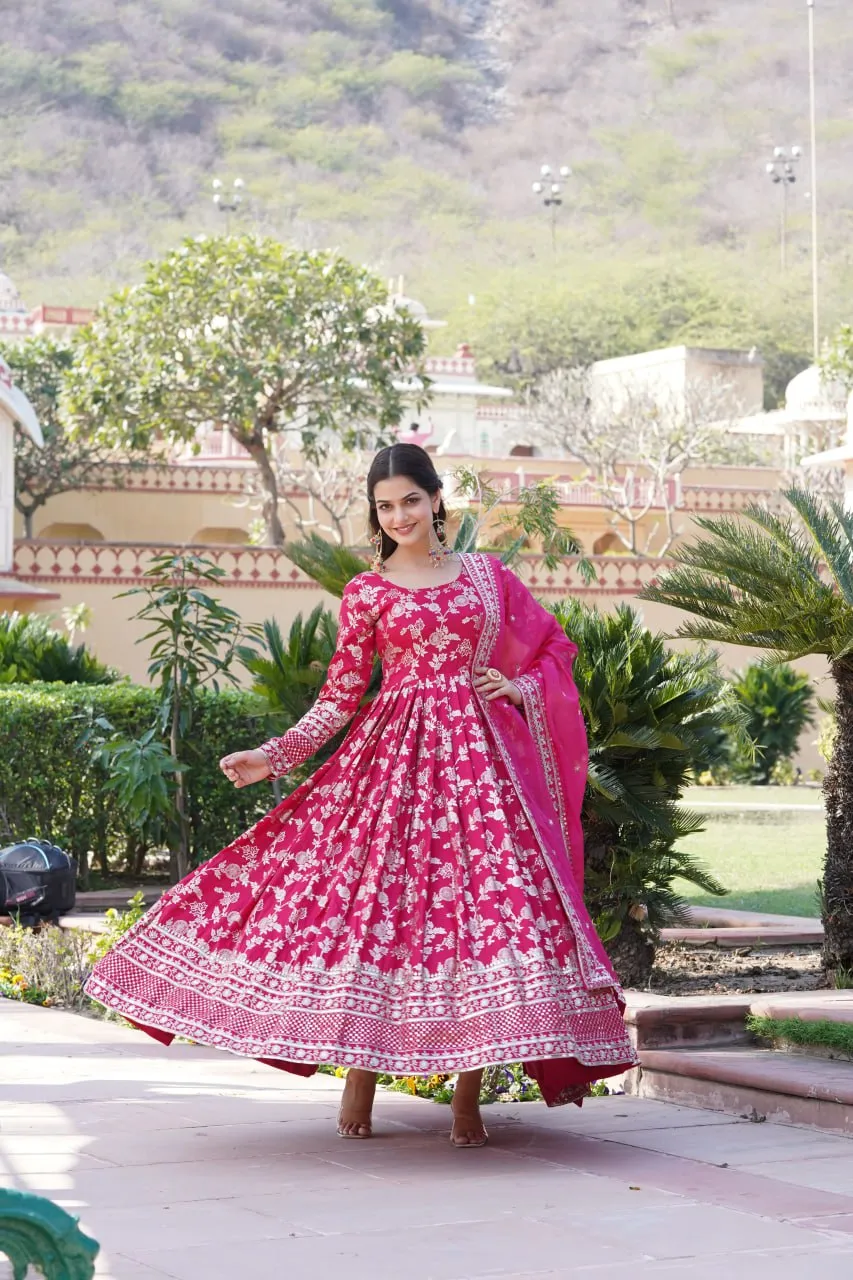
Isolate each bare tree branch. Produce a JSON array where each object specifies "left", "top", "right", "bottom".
[{"left": 525, "top": 367, "right": 756, "bottom": 556}]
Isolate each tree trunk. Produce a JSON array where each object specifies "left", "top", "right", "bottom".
[
  {"left": 605, "top": 918, "right": 656, "bottom": 990},
  {"left": 242, "top": 435, "right": 285, "bottom": 547},
  {"left": 23, "top": 510, "right": 33, "bottom": 539},
  {"left": 822, "top": 661, "right": 853, "bottom": 976}
]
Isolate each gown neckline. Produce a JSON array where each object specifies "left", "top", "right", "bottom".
[{"left": 366, "top": 558, "right": 467, "bottom": 594}]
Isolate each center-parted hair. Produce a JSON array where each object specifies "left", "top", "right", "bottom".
[{"left": 367, "top": 443, "right": 448, "bottom": 560}]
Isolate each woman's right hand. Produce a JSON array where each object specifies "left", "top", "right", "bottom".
[{"left": 219, "top": 749, "right": 272, "bottom": 789}]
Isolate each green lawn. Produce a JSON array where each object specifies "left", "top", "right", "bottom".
[
  {"left": 674, "top": 788, "right": 825, "bottom": 918},
  {"left": 683, "top": 785, "right": 823, "bottom": 809}
]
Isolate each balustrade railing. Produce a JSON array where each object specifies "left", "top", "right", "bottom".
[
  {"left": 14, "top": 540, "right": 670, "bottom": 597},
  {"left": 74, "top": 463, "right": 780, "bottom": 515}
]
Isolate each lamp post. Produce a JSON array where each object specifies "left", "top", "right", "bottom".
[
  {"left": 532, "top": 163, "right": 571, "bottom": 255},
  {"left": 807, "top": 0, "right": 820, "bottom": 360},
  {"left": 212, "top": 177, "right": 245, "bottom": 233},
  {"left": 765, "top": 146, "right": 800, "bottom": 271}
]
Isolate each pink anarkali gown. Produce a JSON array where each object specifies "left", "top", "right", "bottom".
[{"left": 87, "top": 553, "right": 637, "bottom": 1105}]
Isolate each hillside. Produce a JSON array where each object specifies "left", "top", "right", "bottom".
[{"left": 3, "top": 0, "right": 852, "bottom": 400}]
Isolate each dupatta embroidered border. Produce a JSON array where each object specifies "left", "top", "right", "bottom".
[{"left": 459, "top": 553, "right": 613, "bottom": 992}]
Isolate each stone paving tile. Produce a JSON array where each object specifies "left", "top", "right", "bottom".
[
  {"left": 496, "top": 1252, "right": 853, "bottom": 1280},
  {"left": 526, "top": 1200, "right": 844, "bottom": 1260},
  {"left": 597, "top": 1117, "right": 853, "bottom": 1166},
  {"left": 5, "top": 1000, "right": 853, "bottom": 1279},
  {"left": 124, "top": 1215, "right": 641, "bottom": 1280},
  {"left": 231, "top": 1168, "right": 684, "bottom": 1235},
  {"left": 494, "top": 1097, "right": 742, "bottom": 1135},
  {"left": 79, "top": 1198, "right": 321, "bottom": 1255},
  {"left": 746, "top": 1155, "right": 853, "bottom": 1197}
]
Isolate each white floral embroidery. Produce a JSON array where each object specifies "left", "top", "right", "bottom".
[{"left": 87, "top": 556, "right": 637, "bottom": 1085}]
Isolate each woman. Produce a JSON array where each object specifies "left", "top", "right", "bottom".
[{"left": 86, "top": 443, "right": 637, "bottom": 1147}]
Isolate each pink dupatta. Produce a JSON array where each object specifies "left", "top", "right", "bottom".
[{"left": 461, "top": 553, "right": 634, "bottom": 1105}]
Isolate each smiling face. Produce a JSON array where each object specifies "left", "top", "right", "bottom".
[{"left": 372, "top": 475, "right": 441, "bottom": 552}]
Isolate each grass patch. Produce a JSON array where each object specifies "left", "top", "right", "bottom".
[
  {"left": 747, "top": 1014, "right": 853, "bottom": 1059},
  {"left": 675, "top": 788, "right": 825, "bottom": 917},
  {"left": 684, "top": 786, "right": 823, "bottom": 808}
]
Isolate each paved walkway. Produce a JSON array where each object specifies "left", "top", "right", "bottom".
[{"left": 3, "top": 1004, "right": 853, "bottom": 1279}]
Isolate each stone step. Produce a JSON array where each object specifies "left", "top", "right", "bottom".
[
  {"left": 660, "top": 924, "right": 823, "bottom": 947},
  {"left": 686, "top": 905, "right": 822, "bottom": 929},
  {"left": 626, "top": 1045, "right": 853, "bottom": 1136},
  {"left": 750, "top": 995, "right": 853, "bottom": 1025},
  {"left": 624, "top": 993, "right": 754, "bottom": 1051}
]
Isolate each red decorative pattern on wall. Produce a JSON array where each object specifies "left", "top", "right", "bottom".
[
  {"left": 12, "top": 541, "right": 320, "bottom": 590},
  {"left": 13, "top": 541, "right": 670, "bottom": 597}
]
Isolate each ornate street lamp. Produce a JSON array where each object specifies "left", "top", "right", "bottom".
[
  {"left": 532, "top": 163, "right": 571, "bottom": 254},
  {"left": 765, "top": 146, "right": 800, "bottom": 271},
  {"left": 211, "top": 177, "right": 245, "bottom": 232}
]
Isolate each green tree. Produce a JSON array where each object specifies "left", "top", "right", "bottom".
[
  {"left": 730, "top": 661, "right": 814, "bottom": 785},
  {"left": 2, "top": 337, "right": 147, "bottom": 538},
  {"left": 822, "top": 323, "right": 853, "bottom": 390},
  {"left": 558, "top": 600, "right": 731, "bottom": 987},
  {"left": 64, "top": 236, "right": 428, "bottom": 546},
  {"left": 122, "top": 552, "right": 257, "bottom": 880},
  {"left": 639, "top": 488, "right": 853, "bottom": 975}
]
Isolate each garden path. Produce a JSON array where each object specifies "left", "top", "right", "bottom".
[{"left": 2, "top": 1002, "right": 853, "bottom": 1279}]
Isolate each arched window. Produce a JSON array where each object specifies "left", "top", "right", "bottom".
[
  {"left": 39, "top": 522, "right": 104, "bottom": 542},
  {"left": 592, "top": 531, "right": 624, "bottom": 556},
  {"left": 189, "top": 527, "right": 250, "bottom": 546}
]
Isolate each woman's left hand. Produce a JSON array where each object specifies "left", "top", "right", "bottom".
[{"left": 474, "top": 666, "right": 522, "bottom": 706}]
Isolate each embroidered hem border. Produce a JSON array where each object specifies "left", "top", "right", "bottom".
[{"left": 84, "top": 925, "right": 638, "bottom": 1077}]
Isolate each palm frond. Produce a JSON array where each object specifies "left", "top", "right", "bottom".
[{"left": 283, "top": 534, "right": 369, "bottom": 598}]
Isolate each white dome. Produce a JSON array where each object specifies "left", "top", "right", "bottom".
[
  {"left": 0, "top": 273, "right": 26, "bottom": 314},
  {"left": 785, "top": 364, "right": 848, "bottom": 420}
]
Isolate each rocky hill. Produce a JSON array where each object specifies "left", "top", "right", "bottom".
[{"left": 3, "top": 0, "right": 852, "bottom": 391}]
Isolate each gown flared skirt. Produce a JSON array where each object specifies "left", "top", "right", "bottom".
[{"left": 87, "top": 671, "right": 637, "bottom": 1103}]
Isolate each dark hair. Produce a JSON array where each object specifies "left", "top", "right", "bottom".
[{"left": 367, "top": 443, "right": 448, "bottom": 560}]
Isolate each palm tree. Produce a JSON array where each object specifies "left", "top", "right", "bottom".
[
  {"left": 640, "top": 487, "right": 853, "bottom": 975},
  {"left": 556, "top": 600, "right": 731, "bottom": 986}
]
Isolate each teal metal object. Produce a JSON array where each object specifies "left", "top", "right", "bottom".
[{"left": 0, "top": 1188, "right": 99, "bottom": 1280}]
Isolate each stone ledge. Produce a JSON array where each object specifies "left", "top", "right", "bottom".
[
  {"left": 750, "top": 997, "right": 853, "bottom": 1026},
  {"left": 638, "top": 1046, "right": 853, "bottom": 1107},
  {"left": 660, "top": 925, "right": 823, "bottom": 946}
]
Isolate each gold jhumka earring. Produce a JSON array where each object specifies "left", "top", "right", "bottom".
[
  {"left": 370, "top": 530, "right": 385, "bottom": 573},
  {"left": 428, "top": 518, "right": 452, "bottom": 569}
]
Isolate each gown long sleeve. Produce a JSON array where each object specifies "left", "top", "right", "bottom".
[{"left": 258, "top": 580, "right": 377, "bottom": 777}]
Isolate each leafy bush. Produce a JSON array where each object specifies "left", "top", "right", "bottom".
[
  {"left": 555, "top": 600, "right": 735, "bottom": 986},
  {"left": 0, "top": 892, "right": 146, "bottom": 1010},
  {"left": 730, "top": 661, "right": 815, "bottom": 785},
  {"left": 0, "top": 684, "right": 274, "bottom": 882},
  {"left": 0, "top": 612, "right": 116, "bottom": 685},
  {"left": 0, "top": 920, "right": 92, "bottom": 1009}
]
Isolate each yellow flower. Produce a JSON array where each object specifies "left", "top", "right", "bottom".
[{"left": 12, "top": 975, "right": 26, "bottom": 986}]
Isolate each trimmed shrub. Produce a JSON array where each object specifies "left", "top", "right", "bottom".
[
  {"left": 0, "top": 683, "right": 276, "bottom": 880},
  {"left": 730, "top": 661, "right": 815, "bottom": 785},
  {"left": 0, "top": 612, "right": 116, "bottom": 684}
]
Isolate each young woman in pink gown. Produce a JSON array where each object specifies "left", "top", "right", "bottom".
[{"left": 87, "top": 443, "right": 637, "bottom": 1147}]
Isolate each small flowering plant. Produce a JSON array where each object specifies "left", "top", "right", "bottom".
[{"left": 0, "top": 964, "right": 51, "bottom": 1006}]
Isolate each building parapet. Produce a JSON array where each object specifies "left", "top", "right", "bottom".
[
  {"left": 68, "top": 462, "right": 780, "bottom": 515},
  {"left": 13, "top": 540, "right": 670, "bottom": 597}
]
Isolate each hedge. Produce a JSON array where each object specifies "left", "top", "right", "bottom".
[{"left": 0, "top": 683, "right": 279, "bottom": 880}]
